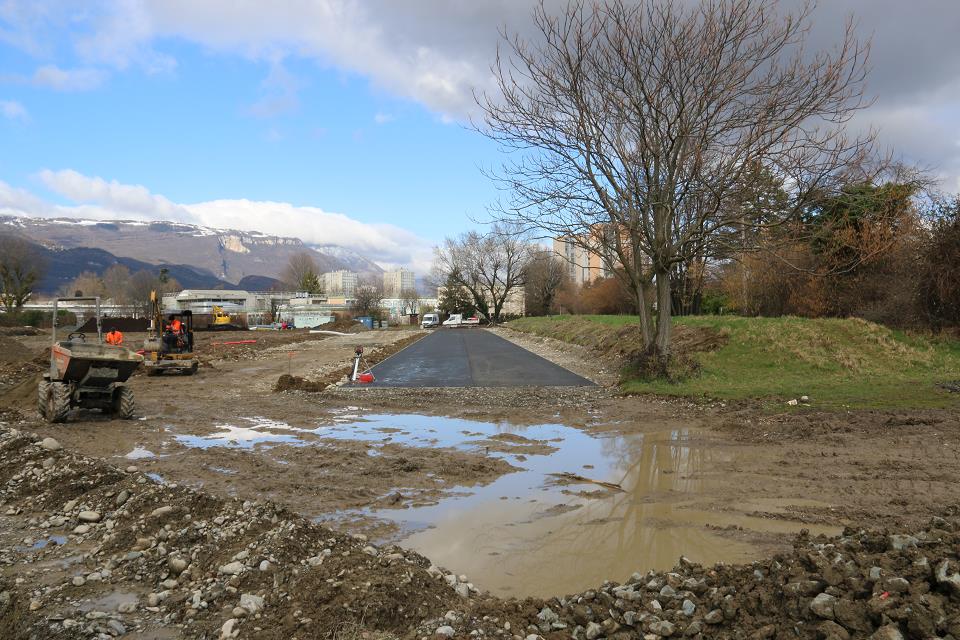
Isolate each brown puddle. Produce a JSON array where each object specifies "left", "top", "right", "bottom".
[
  {"left": 169, "top": 413, "right": 841, "bottom": 598},
  {"left": 357, "top": 425, "right": 840, "bottom": 598}
]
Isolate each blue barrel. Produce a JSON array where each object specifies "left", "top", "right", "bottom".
[{"left": 357, "top": 316, "right": 374, "bottom": 329}]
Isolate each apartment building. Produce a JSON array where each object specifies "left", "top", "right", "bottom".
[
  {"left": 382, "top": 268, "right": 416, "bottom": 297},
  {"left": 552, "top": 235, "right": 612, "bottom": 286},
  {"left": 321, "top": 270, "right": 358, "bottom": 297}
]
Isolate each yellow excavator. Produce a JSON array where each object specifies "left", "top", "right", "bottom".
[
  {"left": 210, "top": 305, "right": 238, "bottom": 331},
  {"left": 142, "top": 291, "right": 199, "bottom": 376}
]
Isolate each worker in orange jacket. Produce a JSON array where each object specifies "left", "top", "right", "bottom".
[{"left": 105, "top": 328, "right": 124, "bottom": 345}]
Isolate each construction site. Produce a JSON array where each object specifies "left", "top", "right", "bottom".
[{"left": 0, "top": 304, "right": 958, "bottom": 640}]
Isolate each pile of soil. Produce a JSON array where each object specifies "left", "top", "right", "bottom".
[
  {"left": 275, "top": 332, "right": 425, "bottom": 393},
  {"left": 0, "top": 327, "right": 43, "bottom": 337},
  {"left": 77, "top": 317, "right": 150, "bottom": 333},
  {"left": 2, "top": 421, "right": 960, "bottom": 640},
  {"left": 0, "top": 338, "right": 32, "bottom": 366}
]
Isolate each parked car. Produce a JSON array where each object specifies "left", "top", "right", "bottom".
[
  {"left": 442, "top": 313, "right": 481, "bottom": 328},
  {"left": 421, "top": 313, "right": 440, "bottom": 329}
]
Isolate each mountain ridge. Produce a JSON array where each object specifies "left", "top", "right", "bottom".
[{"left": 0, "top": 215, "right": 384, "bottom": 285}]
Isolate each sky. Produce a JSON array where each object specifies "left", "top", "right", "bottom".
[{"left": 1, "top": 0, "right": 959, "bottom": 272}]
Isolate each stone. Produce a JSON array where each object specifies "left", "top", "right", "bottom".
[
  {"left": 40, "top": 437, "right": 61, "bottom": 451},
  {"left": 117, "top": 602, "right": 137, "bottom": 613},
  {"left": 73, "top": 524, "right": 90, "bottom": 535},
  {"left": 240, "top": 593, "right": 264, "bottom": 614},
  {"left": 147, "top": 592, "right": 167, "bottom": 607},
  {"left": 436, "top": 626, "right": 456, "bottom": 637},
  {"left": 833, "top": 599, "right": 872, "bottom": 632},
  {"left": 703, "top": 610, "right": 723, "bottom": 625},
  {"left": 750, "top": 625, "right": 777, "bottom": 640},
  {"left": 219, "top": 562, "right": 245, "bottom": 576},
  {"left": 362, "top": 545, "right": 378, "bottom": 556},
  {"left": 787, "top": 399, "right": 799, "bottom": 406},
  {"left": 525, "top": 635, "right": 543, "bottom": 640},
  {"left": 29, "top": 599, "right": 41, "bottom": 611},
  {"left": 681, "top": 600, "right": 696, "bottom": 616},
  {"left": 868, "top": 567, "right": 882, "bottom": 581},
  {"left": 427, "top": 565, "right": 443, "bottom": 579},
  {"left": 454, "top": 583, "right": 470, "bottom": 598},
  {"left": 220, "top": 618, "right": 238, "bottom": 640},
  {"left": 126, "top": 465, "right": 138, "bottom": 473},
  {"left": 819, "top": 621, "right": 850, "bottom": 640},
  {"left": 537, "top": 607, "right": 559, "bottom": 625},
  {"left": 151, "top": 506, "right": 175, "bottom": 518},
  {"left": 63, "top": 499, "right": 77, "bottom": 512},
  {"left": 869, "top": 625, "right": 904, "bottom": 640},
  {"left": 259, "top": 560, "right": 271, "bottom": 572},
  {"left": 888, "top": 535, "right": 918, "bottom": 551},
  {"left": 935, "top": 559, "right": 960, "bottom": 596},
  {"left": 585, "top": 622, "right": 603, "bottom": 640},
  {"left": 161, "top": 579, "right": 178, "bottom": 589},
  {"left": 115, "top": 490, "right": 130, "bottom": 507},
  {"left": 78, "top": 511, "right": 101, "bottom": 523},
  {"left": 167, "top": 557, "right": 188, "bottom": 575},
  {"left": 86, "top": 572, "right": 102, "bottom": 583},
  {"left": 884, "top": 577, "right": 910, "bottom": 594},
  {"left": 659, "top": 585, "right": 677, "bottom": 598},
  {"left": 810, "top": 593, "right": 837, "bottom": 619},
  {"left": 684, "top": 621, "right": 703, "bottom": 637},
  {"left": 649, "top": 620, "right": 676, "bottom": 637},
  {"left": 71, "top": 576, "right": 86, "bottom": 586}
]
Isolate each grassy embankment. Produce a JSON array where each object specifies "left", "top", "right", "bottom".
[{"left": 508, "top": 315, "right": 960, "bottom": 409}]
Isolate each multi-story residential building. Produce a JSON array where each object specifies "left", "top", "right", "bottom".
[
  {"left": 322, "top": 270, "right": 358, "bottom": 297},
  {"left": 382, "top": 268, "right": 416, "bottom": 297},
  {"left": 552, "top": 234, "right": 613, "bottom": 286}
]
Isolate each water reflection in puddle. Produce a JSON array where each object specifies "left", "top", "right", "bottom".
[
  {"left": 171, "top": 411, "right": 838, "bottom": 597},
  {"left": 317, "top": 414, "right": 838, "bottom": 598}
]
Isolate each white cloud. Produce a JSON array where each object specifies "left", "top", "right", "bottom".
[
  {"left": 373, "top": 112, "right": 395, "bottom": 125},
  {"left": 32, "top": 64, "right": 108, "bottom": 91},
  {"left": 20, "top": 169, "right": 433, "bottom": 272},
  {"left": 0, "top": 99, "right": 29, "bottom": 121}
]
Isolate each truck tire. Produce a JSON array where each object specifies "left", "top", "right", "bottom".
[
  {"left": 37, "top": 380, "right": 49, "bottom": 420},
  {"left": 113, "top": 386, "right": 135, "bottom": 420},
  {"left": 46, "top": 383, "right": 71, "bottom": 424}
]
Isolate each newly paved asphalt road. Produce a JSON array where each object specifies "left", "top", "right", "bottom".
[{"left": 367, "top": 329, "right": 594, "bottom": 388}]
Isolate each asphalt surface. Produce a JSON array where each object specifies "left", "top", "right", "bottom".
[{"left": 367, "top": 329, "right": 594, "bottom": 388}]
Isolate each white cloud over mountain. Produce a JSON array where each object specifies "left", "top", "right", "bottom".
[{"left": 0, "top": 170, "right": 434, "bottom": 273}]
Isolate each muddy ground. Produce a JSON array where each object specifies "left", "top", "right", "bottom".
[{"left": 0, "top": 324, "right": 958, "bottom": 638}]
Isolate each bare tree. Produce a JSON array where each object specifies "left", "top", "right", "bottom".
[
  {"left": 433, "top": 224, "right": 532, "bottom": 323},
  {"left": 351, "top": 277, "right": 385, "bottom": 318},
  {"left": 479, "top": 0, "right": 875, "bottom": 363},
  {"left": 126, "top": 270, "right": 180, "bottom": 316},
  {"left": 62, "top": 271, "right": 105, "bottom": 298},
  {"left": 399, "top": 288, "right": 421, "bottom": 315},
  {"left": 0, "top": 236, "right": 46, "bottom": 312},
  {"left": 524, "top": 249, "right": 567, "bottom": 315},
  {"left": 282, "top": 251, "right": 323, "bottom": 293},
  {"left": 102, "top": 264, "right": 132, "bottom": 305}
]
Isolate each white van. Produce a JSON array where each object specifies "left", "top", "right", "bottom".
[{"left": 420, "top": 313, "right": 440, "bottom": 329}]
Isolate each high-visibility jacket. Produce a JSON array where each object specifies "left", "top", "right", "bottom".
[
  {"left": 169, "top": 319, "right": 182, "bottom": 333},
  {"left": 105, "top": 331, "right": 123, "bottom": 345}
]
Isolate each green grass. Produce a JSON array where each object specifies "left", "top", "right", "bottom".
[{"left": 508, "top": 314, "right": 960, "bottom": 409}]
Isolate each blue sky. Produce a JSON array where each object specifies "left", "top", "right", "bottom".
[{"left": 1, "top": 1, "right": 959, "bottom": 271}]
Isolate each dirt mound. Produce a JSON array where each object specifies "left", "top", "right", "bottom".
[
  {"left": 78, "top": 317, "right": 149, "bottom": 333},
  {"left": 0, "top": 326, "right": 43, "bottom": 337},
  {"left": 0, "top": 337, "right": 33, "bottom": 365},
  {"left": 510, "top": 317, "right": 728, "bottom": 363}
]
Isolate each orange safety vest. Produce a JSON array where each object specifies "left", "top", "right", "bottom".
[
  {"left": 105, "top": 331, "right": 123, "bottom": 345},
  {"left": 170, "top": 319, "right": 182, "bottom": 333}
]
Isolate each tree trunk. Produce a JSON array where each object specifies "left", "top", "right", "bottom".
[
  {"left": 635, "top": 279, "right": 654, "bottom": 350},
  {"left": 654, "top": 270, "right": 672, "bottom": 358}
]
